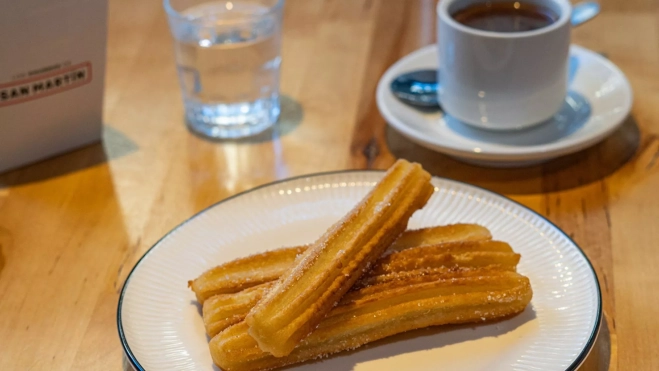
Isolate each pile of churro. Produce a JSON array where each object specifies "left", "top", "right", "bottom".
[{"left": 189, "top": 159, "right": 533, "bottom": 371}]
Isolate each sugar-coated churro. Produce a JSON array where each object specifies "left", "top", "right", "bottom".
[
  {"left": 203, "top": 283, "right": 275, "bottom": 338},
  {"left": 202, "top": 242, "right": 519, "bottom": 337},
  {"left": 189, "top": 246, "right": 305, "bottom": 303},
  {"left": 390, "top": 223, "right": 492, "bottom": 251},
  {"left": 190, "top": 224, "right": 492, "bottom": 304},
  {"left": 370, "top": 251, "right": 520, "bottom": 276},
  {"left": 210, "top": 270, "right": 533, "bottom": 371},
  {"left": 245, "top": 159, "right": 434, "bottom": 356}
]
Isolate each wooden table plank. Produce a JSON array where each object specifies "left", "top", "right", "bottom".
[{"left": 1, "top": 0, "right": 658, "bottom": 369}]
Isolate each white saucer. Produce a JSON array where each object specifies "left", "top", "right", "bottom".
[{"left": 376, "top": 44, "right": 633, "bottom": 167}]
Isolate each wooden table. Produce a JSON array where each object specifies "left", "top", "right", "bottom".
[{"left": 1, "top": 0, "right": 657, "bottom": 369}]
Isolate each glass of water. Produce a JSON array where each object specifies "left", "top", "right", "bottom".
[{"left": 164, "top": 0, "right": 283, "bottom": 139}]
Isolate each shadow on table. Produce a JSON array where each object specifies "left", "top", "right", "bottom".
[
  {"left": 0, "top": 125, "right": 138, "bottom": 188},
  {"left": 578, "top": 312, "right": 612, "bottom": 370},
  {"left": 0, "top": 228, "right": 7, "bottom": 276},
  {"left": 122, "top": 354, "right": 135, "bottom": 371},
  {"left": 187, "top": 95, "right": 304, "bottom": 144},
  {"left": 387, "top": 114, "right": 641, "bottom": 195}
]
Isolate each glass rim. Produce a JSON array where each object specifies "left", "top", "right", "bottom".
[{"left": 164, "top": 0, "right": 284, "bottom": 23}]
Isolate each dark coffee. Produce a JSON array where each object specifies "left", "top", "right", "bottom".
[{"left": 452, "top": 2, "right": 558, "bottom": 33}]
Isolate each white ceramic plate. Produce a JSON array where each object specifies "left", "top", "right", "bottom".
[
  {"left": 118, "top": 171, "right": 601, "bottom": 371},
  {"left": 377, "top": 44, "right": 633, "bottom": 167}
]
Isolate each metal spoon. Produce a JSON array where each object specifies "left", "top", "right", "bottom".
[
  {"left": 390, "top": 1, "right": 601, "bottom": 108},
  {"left": 570, "top": 1, "right": 600, "bottom": 27}
]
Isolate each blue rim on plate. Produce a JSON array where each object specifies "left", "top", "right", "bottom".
[{"left": 117, "top": 170, "right": 602, "bottom": 371}]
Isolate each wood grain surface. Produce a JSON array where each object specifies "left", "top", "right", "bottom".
[{"left": 1, "top": 0, "right": 657, "bottom": 369}]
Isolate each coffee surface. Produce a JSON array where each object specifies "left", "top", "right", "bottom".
[{"left": 452, "top": 1, "right": 558, "bottom": 33}]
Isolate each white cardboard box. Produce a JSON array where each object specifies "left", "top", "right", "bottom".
[{"left": 0, "top": 0, "right": 108, "bottom": 173}]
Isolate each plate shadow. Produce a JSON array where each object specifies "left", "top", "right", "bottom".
[
  {"left": 387, "top": 114, "right": 640, "bottom": 195},
  {"left": 577, "top": 312, "right": 612, "bottom": 370},
  {"left": 187, "top": 95, "right": 303, "bottom": 144}
]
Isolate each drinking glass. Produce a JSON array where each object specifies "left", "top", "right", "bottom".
[{"left": 164, "top": 0, "right": 284, "bottom": 139}]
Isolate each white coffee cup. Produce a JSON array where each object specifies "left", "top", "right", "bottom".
[{"left": 437, "top": 0, "right": 572, "bottom": 130}]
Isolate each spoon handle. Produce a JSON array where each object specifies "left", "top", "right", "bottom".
[{"left": 571, "top": 1, "right": 600, "bottom": 27}]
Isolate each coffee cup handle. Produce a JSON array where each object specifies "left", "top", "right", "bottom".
[{"left": 571, "top": 1, "right": 600, "bottom": 27}]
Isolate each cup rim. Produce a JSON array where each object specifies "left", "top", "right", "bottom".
[
  {"left": 437, "top": 0, "right": 572, "bottom": 38},
  {"left": 164, "top": 0, "right": 284, "bottom": 23}
]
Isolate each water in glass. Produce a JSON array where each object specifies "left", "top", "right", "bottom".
[{"left": 169, "top": 1, "right": 282, "bottom": 138}]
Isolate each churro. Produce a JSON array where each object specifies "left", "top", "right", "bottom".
[
  {"left": 190, "top": 224, "right": 491, "bottom": 303},
  {"left": 390, "top": 223, "right": 492, "bottom": 251},
  {"left": 245, "top": 159, "right": 434, "bottom": 356},
  {"left": 370, "top": 252, "right": 520, "bottom": 276},
  {"left": 189, "top": 246, "right": 305, "bottom": 303},
  {"left": 202, "top": 241, "right": 519, "bottom": 336},
  {"left": 210, "top": 270, "right": 533, "bottom": 371},
  {"left": 203, "top": 283, "right": 274, "bottom": 338}
]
